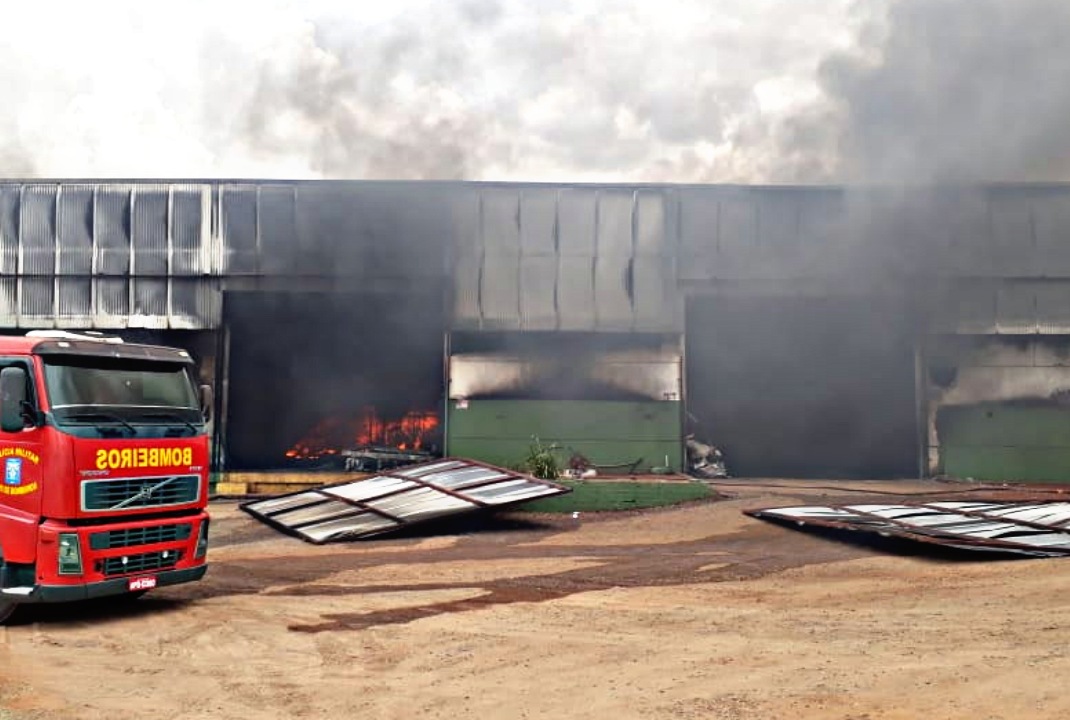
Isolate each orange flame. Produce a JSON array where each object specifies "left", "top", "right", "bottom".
[{"left": 285, "top": 407, "right": 440, "bottom": 460}]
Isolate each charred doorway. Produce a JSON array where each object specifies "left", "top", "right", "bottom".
[
  {"left": 685, "top": 294, "right": 919, "bottom": 478},
  {"left": 223, "top": 291, "right": 445, "bottom": 470}
]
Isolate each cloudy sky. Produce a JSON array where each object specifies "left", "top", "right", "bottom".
[{"left": 2, "top": 0, "right": 1069, "bottom": 184}]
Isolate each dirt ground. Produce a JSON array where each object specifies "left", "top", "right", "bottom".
[{"left": 5, "top": 479, "right": 1070, "bottom": 720}]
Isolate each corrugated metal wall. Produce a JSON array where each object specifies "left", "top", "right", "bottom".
[
  {"left": 0, "top": 183, "right": 219, "bottom": 329},
  {"left": 450, "top": 186, "right": 680, "bottom": 331},
  {"left": 2, "top": 180, "right": 1070, "bottom": 334}
]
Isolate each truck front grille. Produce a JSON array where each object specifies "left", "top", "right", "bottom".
[
  {"left": 82, "top": 475, "right": 200, "bottom": 512},
  {"left": 97, "top": 550, "right": 182, "bottom": 577},
  {"left": 89, "top": 524, "right": 192, "bottom": 551}
]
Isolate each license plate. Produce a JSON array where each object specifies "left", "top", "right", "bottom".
[{"left": 128, "top": 576, "right": 157, "bottom": 592}]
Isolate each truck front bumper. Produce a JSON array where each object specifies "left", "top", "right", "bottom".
[{"left": 4, "top": 565, "right": 207, "bottom": 604}]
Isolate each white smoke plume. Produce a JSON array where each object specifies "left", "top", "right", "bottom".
[{"left": 1, "top": 0, "right": 1068, "bottom": 183}]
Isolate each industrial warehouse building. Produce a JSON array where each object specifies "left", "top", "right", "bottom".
[{"left": 2, "top": 180, "right": 1070, "bottom": 482}]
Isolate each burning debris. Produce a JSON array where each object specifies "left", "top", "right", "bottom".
[
  {"left": 747, "top": 501, "right": 1070, "bottom": 557},
  {"left": 242, "top": 458, "right": 571, "bottom": 543},
  {"left": 284, "top": 407, "right": 441, "bottom": 468}
]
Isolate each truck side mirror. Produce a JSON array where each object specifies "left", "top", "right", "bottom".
[
  {"left": 0, "top": 367, "right": 28, "bottom": 433},
  {"left": 199, "top": 384, "right": 214, "bottom": 424}
]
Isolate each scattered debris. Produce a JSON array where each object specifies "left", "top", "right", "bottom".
[
  {"left": 242, "top": 458, "right": 571, "bottom": 543},
  {"left": 563, "top": 452, "right": 599, "bottom": 479},
  {"left": 686, "top": 435, "right": 728, "bottom": 479},
  {"left": 747, "top": 501, "right": 1070, "bottom": 557},
  {"left": 341, "top": 445, "right": 433, "bottom": 473},
  {"left": 565, "top": 450, "right": 644, "bottom": 476}
]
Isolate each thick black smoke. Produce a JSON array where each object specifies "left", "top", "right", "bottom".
[{"left": 819, "top": 0, "right": 1070, "bottom": 183}]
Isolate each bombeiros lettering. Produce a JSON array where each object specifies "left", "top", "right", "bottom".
[{"left": 94, "top": 446, "right": 193, "bottom": 470}]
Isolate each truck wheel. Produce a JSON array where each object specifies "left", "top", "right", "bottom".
[{"left": 0, "top": 599, "right": 17, "bottom": 625}]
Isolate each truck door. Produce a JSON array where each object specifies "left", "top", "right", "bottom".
[{"left": 0, "top": 357, "right": 45, "bottom": 523}]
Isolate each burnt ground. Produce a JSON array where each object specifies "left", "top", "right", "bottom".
[{"left": 4, "top": 479, "right": 1070, "bottom": 719}]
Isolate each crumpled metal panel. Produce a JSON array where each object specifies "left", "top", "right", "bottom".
[
  {"left": 557, "top": 257, "right": 596, "bottom": 330},
  {"left": 0, "top": 187, "right": 18, "bottom": 326},
  {"left": 558, "top": 189, "right": 597, "bottom": 256},
  {"left": 989, "top": 193, "right": 1036, "bottom": 278},
  {"left": 1033, "top": 192, "right": 1070, "bottom": 277},
  {"left": 715, "top": 192, "right": 759, "bottom": 279},
  {"left": 678, "top": 187, "right": 719, "bottom": 281},
  {"left": 635, "top": 192, "right": 666, "bottom": 255},
  {"left": 0, "top": 186, "right": 18, "bottom": 277},
  {"left": 130, "top": 278, "right": 169, "bottom": 329},
  {"left": 932, "top": 281, "right": 998, "bottom": 334},
  {"left": 241, "top": 458, "right": 570, "bottom": 544},
  {"left": 632, "top": 193, "right": 675, "bottom": 331},
  {"left": 480, "top": 252, "right": 520, "bottom": 329},
  {"left": 748, "top": 501, "right": 1070, "bottom": 557},
  {"left": 482, "top": 189, "right": 521, "bottom": 254},
  {"left": 631, "top": 256, "right": 674, "bottom": 332},
  {"left": 255, "top": 185, "right": 297, "bottom": 275},
  {"left": 131, "top": 186, "right": 169, "bottom": 276},
  {"left": 519, "top": 255, "right": 557, "bottom": 330},
  {"left": 17, "top": 183, "right": 55, "bottom": 325},
  {"left": 93, "top": 278, "right": 130, "bottom": 327},
  {"left": 556, "top": 190, "right": 597, "bottom": 330},
  {"left": 595, "top": 192, "right": 635, "bottom": 330},
  {"left": 56, "top": 279, "right": 92, "bottom": 325},
  {"left": 220, "top": 184, "right": 259, "bottom": 275},
  {"left": 480, "top": 189, "right": 521, "bottom": 328},
  {"left": 757, "top": 193, "right": 799, "bottom": 249},
  {"left": 171, "top": 185, "right": 208, "bottom": 276},
  {"left": 94, "top": 186, "right": 132, "bottom": 276},
  {"left": 519, "top": 190, "right": 557, "bottom": 330},
  {"left": 0, "top": 278, "right": 16, "bottom": 327},
  {"left": 170, "top": 279, "right": 222, "bottom": 329},
  {"left": 995, "top": 282, "right": 1037, "bottom": 334},
  {"left": 937, "top": 190, "right": 993, "bottom": 278},
  {"left": 20, "top": 185, "right": 56, "bottom": 276},
  {"left": 19, "top": 277, "right": 54, "bottom": 326},
  {"left": 1036, "top": 281, "right": 1070, "bottom": 334},
  {"left": 452, "top": 251, "right": 483, "bottom": 329},
  {"left": 56, "top": 186, "right": 93, "bottom": 276},
  {"left": 520, "top": 190, "right": 556, "bottom": 255}
]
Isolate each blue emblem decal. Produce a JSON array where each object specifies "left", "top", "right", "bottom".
[{"left": 4, "top": 457, "right": 22, "bottom": 486}]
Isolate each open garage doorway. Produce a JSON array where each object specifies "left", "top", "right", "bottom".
[
  {"left": 685, "top": 294, "right": 919, "bottom": 478},
  {"left": 222, "top": 290, "right": 445, "bottom": 470}
]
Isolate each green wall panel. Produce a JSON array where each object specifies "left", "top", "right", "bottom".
[
  {"left": 447, "top": 400, "right": 682, "bottom": 472},
  {"left": 938, "top": 403, "right": 1070, "bottom": 483}
]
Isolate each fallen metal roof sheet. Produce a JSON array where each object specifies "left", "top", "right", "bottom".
[
  {"left": 241, "top": 458, "right": 571, "bottom": 543},
  {"left": 746, "top": 501, "right": 1070, "bottom": 557}
]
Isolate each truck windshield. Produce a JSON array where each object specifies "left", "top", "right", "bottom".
[{"left": 43, "top": 357, "right": 202, "bottom": 437}]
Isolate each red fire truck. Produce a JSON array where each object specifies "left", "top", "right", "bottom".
[{"left": 0, "top": 331, "right": 211, "bottom": 624}]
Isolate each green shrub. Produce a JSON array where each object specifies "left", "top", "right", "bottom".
[{"left": 523, "top": 437, "right": 561, "bottom": 479}]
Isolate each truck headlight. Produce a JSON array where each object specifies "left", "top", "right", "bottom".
[
  {"left": 195, "top": 519, "right": 209, "bottom": 559},
  {"left": 57, "top": 533, "right": 83, "bottom": 576}
]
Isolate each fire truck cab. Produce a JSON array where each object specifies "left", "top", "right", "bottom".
[{"left": 0, "top": 331, "right": 211, "bottom": 624}]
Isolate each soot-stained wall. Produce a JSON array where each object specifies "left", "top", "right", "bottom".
[{"left": 928, "top": 335, "right": 1070, "bottom": 482}]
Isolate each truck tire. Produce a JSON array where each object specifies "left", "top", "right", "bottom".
[{"left": 0, "top": 598, "right": 16, "bottom": 625}]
